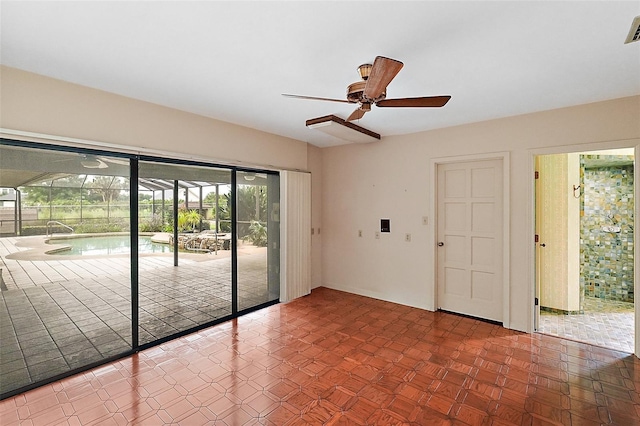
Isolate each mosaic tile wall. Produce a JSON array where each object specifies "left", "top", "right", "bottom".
[{"left": 580, "top": 155, "right": 634, "bottom": 303}]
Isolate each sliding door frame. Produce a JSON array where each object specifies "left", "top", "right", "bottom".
[{"left": 0, "top": 138, "right": 281, "bottom": 399}]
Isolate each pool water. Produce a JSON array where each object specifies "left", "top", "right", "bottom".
[{"left": 49, "top": 235, "right": 172, "bottom": 256}]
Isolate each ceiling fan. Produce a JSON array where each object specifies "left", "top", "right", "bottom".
[{"left": 283, "top": 56, "right": 451, "bottom": 122}]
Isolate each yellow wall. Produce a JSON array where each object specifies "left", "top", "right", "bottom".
[
  {"left": 537, "top": 153, "right": 580, "bottom": 312},
  {"left": 566, "top": 153, "right": 581, "bottom": 311}
]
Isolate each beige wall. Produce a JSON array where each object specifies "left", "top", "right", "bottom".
[
  {"left": 321, "top": 95, "right": 640, "bottom": 333},
  {"left": 0, "top": 66, "right": 308, "bottom": 170},
  {"left": 3, "top": 65, "right": 639, "bottom": 338},
  {"left": 307, "top": 145, "right": 323, "bottom": 289},
  {"left": 1, "top": 65, "right": 323, "bottom": 302}
]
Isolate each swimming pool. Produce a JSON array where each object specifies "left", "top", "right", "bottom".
[{"left": 48, "top": 235, "right": 172, "bottom": 256}]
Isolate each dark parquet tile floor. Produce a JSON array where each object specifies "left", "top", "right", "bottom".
[{"left": 1, "top": 287, "right": 639, "bottom": 425}]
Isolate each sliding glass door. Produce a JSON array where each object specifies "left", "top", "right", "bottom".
[{"left": 0, "top": 139, "right": 280, "bottom": 399}]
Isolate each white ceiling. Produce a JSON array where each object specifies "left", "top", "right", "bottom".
[{"left": 1, "top": 1, "right": 639, "bottom": 148}]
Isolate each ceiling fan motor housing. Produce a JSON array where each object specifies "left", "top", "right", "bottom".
[{"left": 347, "top": 81, "right": 386, "bottom": 103}]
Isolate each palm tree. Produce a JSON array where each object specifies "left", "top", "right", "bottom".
[
  {"left": 185, "top": 209, "right": 201, "bottom": 231},
  {"left": 177, "top": 209, "right": 202, "bottom": 232}
]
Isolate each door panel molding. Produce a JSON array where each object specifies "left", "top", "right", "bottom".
[{"left": 429, "top": 152, "right": 510, "bottom": 328}]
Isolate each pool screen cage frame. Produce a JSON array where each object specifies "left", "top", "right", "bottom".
[{"left": 0, "top": 148, "right": 234, "bottom": 238}]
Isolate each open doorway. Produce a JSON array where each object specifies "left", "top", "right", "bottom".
[{"left": 535, "top": 148, "right": 635, "bottom": 353}]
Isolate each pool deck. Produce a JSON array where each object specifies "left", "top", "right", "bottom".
[
  {"left": 0, "top": 235, "right": 273, "bottom": 396},
  {"left": 0, "top": 235, "right": 249, "bottom": 290}
]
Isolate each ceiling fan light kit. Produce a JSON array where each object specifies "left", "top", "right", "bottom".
[{"left": 357, "top": 63, "right": 372, "bottom": 80}]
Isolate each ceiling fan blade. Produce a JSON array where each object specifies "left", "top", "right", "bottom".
[
  {"left": 376, "top": 95, "right": 451, "bottom": 108},
  {"left": 363, "top": 56, "right": 404, "bottom": 100},
  {"left": 282, "top": 94, "right": 351, "bottom": 103},
  {"left": 347, "top": 107, "right": 367, "bottom": 122}
]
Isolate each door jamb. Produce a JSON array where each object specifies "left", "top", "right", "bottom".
[{"left": 429, "top": 152, "right": 511, "bottom": 328}]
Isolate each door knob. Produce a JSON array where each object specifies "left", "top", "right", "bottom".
[
  {"left": 540, "top": 243, "right": 546, "bottom": 247},
  {"left": 437, "top": 242, "right": 444, "bottom": 247}
]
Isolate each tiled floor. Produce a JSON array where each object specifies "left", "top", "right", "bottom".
[
  {"left": 1, "top": 287, "right": 639, "bottom": 425},
  {"left": 539, "top": 297, "right": 635, "bottom": 353},
  {"left": 1, "top": 237, "right": 273, "bottom": 396}
]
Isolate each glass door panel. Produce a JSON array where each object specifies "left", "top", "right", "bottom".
[
  {"left": 137, "top": 161, "right": 232, "bottom": 344},
  {"left": 237, "top": 171, "right": 280, "bottom": 311},
  {"left": 0, "top": 143, "right": 131, "bottom": 397}
]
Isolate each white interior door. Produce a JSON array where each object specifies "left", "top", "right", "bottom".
[{"left": 437, "top": 159, "right": 504, "bottom": 322}]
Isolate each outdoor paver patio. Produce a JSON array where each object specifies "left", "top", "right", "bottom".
[{"left": 0, "top": 236, "right": 273, "bottom": 397}]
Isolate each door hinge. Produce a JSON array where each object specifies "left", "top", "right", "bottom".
[
  {"left": 535, "top": 297, "right": 539, "bottom": 306},
  {"left": 535, "top": 234, "right": 539, "bottom": 243},
  {"left": 535, "top": 171, "right": 539, "bottom": 179}
]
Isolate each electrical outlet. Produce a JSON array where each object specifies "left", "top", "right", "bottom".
[
  {"left": 422, "top": 216, "right": 428, "bottom": 225},
  {"left": 358, "top": 230, "right": 362, "bottom": 237},
  {"left": 405, "top": 233, "right": 411, "bottom": 242},
  {"left": 375, "top": 231, "right": 380, "bottom": 239}
]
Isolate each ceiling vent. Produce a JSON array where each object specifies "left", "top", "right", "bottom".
[{"left": 624, "top": 15, "right": 640, "bottom": 44}]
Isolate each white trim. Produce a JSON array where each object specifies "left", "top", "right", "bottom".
[
  {"left": 430, "top": 151, "right": 511, "bottom": 328},
  {"left": 527, "top": 138, "right": 640, "bottom": 357},
  {"left": 528, "top": 138, "right": 640, "bottom": 157}
]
